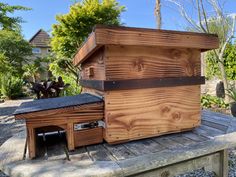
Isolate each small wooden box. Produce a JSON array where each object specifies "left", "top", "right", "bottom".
[{"left": 73, "top": 25, "right": 219, "bottom": 144}]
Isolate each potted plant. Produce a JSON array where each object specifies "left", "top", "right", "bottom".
[{"left": 227, "top": 87, "right": 236, "bottom": 117}]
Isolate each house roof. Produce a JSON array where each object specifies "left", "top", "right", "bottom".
[{"left": 29, "top": 29, "right": 51, "bottom": 47}]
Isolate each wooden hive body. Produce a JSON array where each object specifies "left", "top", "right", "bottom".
[{"left": 73, "top": 25, "right": 219, "bottom": 144}]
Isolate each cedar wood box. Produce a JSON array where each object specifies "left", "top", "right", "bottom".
[{"left": 73, "top": 25, "right": 219, "bottom": 144}]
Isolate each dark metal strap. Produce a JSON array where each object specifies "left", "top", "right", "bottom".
[{"left": 80, "top": 76, "right": 205, "bottom": 91}]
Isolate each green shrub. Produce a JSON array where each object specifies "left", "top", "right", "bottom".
[
  {"left": 201, "top": 94, "right": 229, "bottom": 109},
  {"left": 227, "top": 87, "right": 236, "bottom": 102},
  {"left": 1, "top": 75, "right": 25, "bottom": 99}
]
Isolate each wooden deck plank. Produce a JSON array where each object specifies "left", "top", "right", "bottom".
[
  {"left": 69, "top": 147, "right": 93, "bottom": 161},
  {"left": 202, "top": 110, "right": 231, "bottom": 126},
  {"left": 117, "top": 132, "right": 236, "bottom": 176},
  {"left": 123, "top": 139, "right": 165, "bottom": 155},
  {"left": 167, "top": 134, "right": 197, "bottom": 146},
  {"left": 181, "top": 132, "right": 209, "bottom": 142},
  {"left": 103, "top": 143, "right": 135, "bottom": 160},
  {"left": 198, "top": 124, "right": 225, "bottom": 135},
  {"left": 152, "top": 136, "right": 184, "bottom": 149},
  {"left": 201, "top": 119, "right": 228, "bottom": 133},
  {"left": 86, "top": 144, "right": 115, "bottom": 161}
]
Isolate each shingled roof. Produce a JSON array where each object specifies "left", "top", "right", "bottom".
[
  {"left": 29, "top": 29, "right": 50, "bottom": 47},
  {"left": 13, "top": 93, "right": 103, "bottom": 115}
]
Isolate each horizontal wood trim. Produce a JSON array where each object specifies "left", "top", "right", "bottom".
[
  {"left": 80, "top": 76, "right": 205, "bottom": 91},
  {"left": 73, "top": 25, "right": 219, "bottom": 65},
  {"left": 73, "top": 32, "right": 101, "bottom": 66}
]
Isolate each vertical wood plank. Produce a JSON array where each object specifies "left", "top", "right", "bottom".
[
  {"left": 27, "top": 126, "right": 36, "bottom": 159},
  {"left": 220, "top": 149, "right": 229, "bottom": 177},
  {"left": 67, "top": 123, "right": 75, "bottom": 151}
]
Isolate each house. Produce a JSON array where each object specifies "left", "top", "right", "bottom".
[
  {"left": 29, "top": 29, "right": 52, "bottom": 81},
  {"left": 29, "top": 29, "right": 51, "bottom": 56}
]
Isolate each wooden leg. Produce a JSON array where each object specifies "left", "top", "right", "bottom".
[
  {"left": 220, "top": 149, "right": 229, "bottom": 177},
  {"left": 27, "top": 126, "right": 36, "bottom": 159},
  {"left": 67, "top": 123, "right": 75, "bottom": 151}
]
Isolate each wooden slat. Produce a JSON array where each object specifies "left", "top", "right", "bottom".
[
  {"left": 103, "top": 143, "right": 135, "bottom": 160},
  {"left": 104, "top": 85, "right": 201, "bottom": 143},
  {"left": 123, "top": 139, "right": 165, "bottom": 155},
  {"left": 192, "top": 126, "right": 223, "bottom": 138},
  {"left": 167, "top": 134, "right": 197, "bottom": 146},
  {"left": 105, "top": 45, "right": 201, "bottom": 80},
  {"left": 181, "top": 132, "right": 209, "bottom": 142},
  {"left": 198, "top": 124, "right": 225, "bottom": 135},
  {"left": 202, "top": 110, "right": 231, "bottom": 127},
  {"left": 86, "top": 144, "right": 114, "bottom": 161},
  {"left": 73, "top": 25, "right": 219, "bottom": 65},
  {"left": 73, "top": 32, "right": 100, "bottom": 66},
  {"left": 152, "top": 136, "right": 183, "bottom": 149},
  {"left": 69, "top": 147, "right": 92, "bottom": 161},
  {"left": 202, "top": 119, "right": 228, "bottom": 132}
]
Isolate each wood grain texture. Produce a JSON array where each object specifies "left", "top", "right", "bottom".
[
  {"left": 22, "top": 102, "right": 104, "bottom": 158},
  {"left": 74, "top": 127, "right": 103, "bottom": 147},
  {"left": 81, "top": 48, "right": 105, "bottom": 80},
  {"left": 103, "top": 85, "right": 201, "bottom": 143},
  {"left": 105, "top": 45, "right": 201, "bottom": 80},
  {"left": 73, "top": 25, "right": 219, "bottom": 65},
  {"left": 73, "top": 31, "right": 100, "bottom": 66},
  {"left": 95, "top": 26, "right": 219, "bottom": 50}
]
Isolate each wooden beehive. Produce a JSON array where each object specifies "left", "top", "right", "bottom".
[{"left": 73, "top": 25, "right": 219, "bottom": 144}]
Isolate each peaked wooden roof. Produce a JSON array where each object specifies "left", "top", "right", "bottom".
[
  {"left": 73, "top": 25, "right": 219, "bottom": 66},
  {"left": 29, "top": 29, "right": 51, "bottom": 47}
]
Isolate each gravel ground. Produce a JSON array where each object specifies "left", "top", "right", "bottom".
[
  {"left": 0, "top": 98, "right": 32, "bottom": 177},
  {"left": 175, "top": 168, "right": 216, "bottom": 177},
  {"left": 1, "top": 98, "right": 236, "bottom": 177}
]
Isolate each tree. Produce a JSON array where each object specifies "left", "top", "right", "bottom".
[
  {"left": 50, "top": 0, "right": 124, "bottom": 95},
  {"left": 155, "top": 0, "right": 162, "bottom": 29},
  {"left": 0, "top": 2, "right": 30, "bottom": 31},
  {"left": 206, "top": 43, "right": 236, "bottom": 81},
  {"left": 51, "top": 0, "right": 125, "bottom": 59},
  {"left": 22, "top": 58, "right": 46, "bottom": 82},
  {"left": 166, "top": 0, "right": 236, "bottom": 101},
  {"left": 0, "top": 30, "right": 32, "bottom": 76}
]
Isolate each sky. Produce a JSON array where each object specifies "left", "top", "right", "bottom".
[{"left": 1, "top": 0, "right": 236, "bottom": 40}]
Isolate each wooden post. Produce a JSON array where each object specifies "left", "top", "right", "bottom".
[
  {"left": 27, "top": 126, "right": 36, "bottom": 159},
  {"left": 67, "top": 123, "right": 75, "bottom": 151},
  {"left": 220, "top": 149, "right": 229, "bottom": 177}
]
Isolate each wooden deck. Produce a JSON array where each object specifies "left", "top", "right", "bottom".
[{"left": 31, "top": 110, "right": 236, "bottom": 176}]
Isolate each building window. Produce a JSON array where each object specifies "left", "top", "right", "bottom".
[
  {"left": 32, "top": 48, "right": 41, "bottom": 54},
  {"left": 47, "top": 48, "right": 51, "bottom": 53}
]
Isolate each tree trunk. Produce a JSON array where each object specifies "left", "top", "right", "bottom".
[
  {"left": 32, "top": 75, "right": 36, "bottom": 83},
  {"left": 155, "top": 0, "right": 162, "bottom": 29}
]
